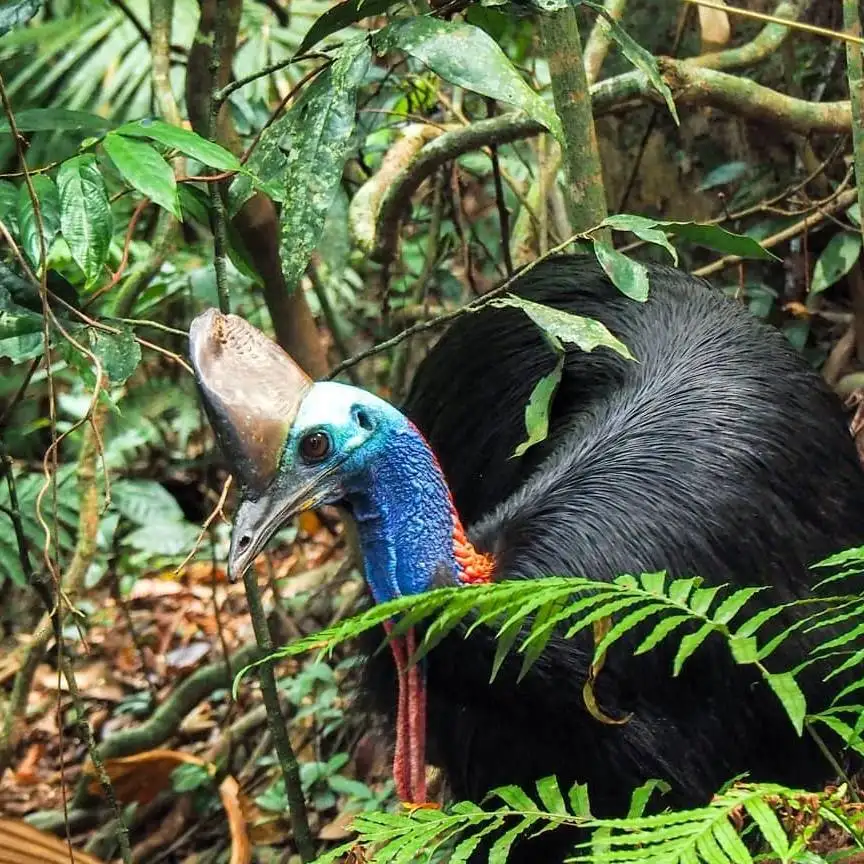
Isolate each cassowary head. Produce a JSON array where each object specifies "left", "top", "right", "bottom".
[{"left": 189, "top": 308, "right": 493, "bottom": 804}]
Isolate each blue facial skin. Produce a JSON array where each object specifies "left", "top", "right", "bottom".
[{"left": 281, "top": 382, "right": 459, "bottom": 603}]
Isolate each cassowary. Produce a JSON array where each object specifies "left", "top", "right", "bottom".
[{"left": 190, "top": 256, "right": 864, "bottom": 862}]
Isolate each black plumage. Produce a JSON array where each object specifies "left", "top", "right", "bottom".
[{"left": 360, "top": 255, "right": 864, "bottom": 862}]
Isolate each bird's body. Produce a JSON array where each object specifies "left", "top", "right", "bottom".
[
  {"left": 358, "top": 257, "right": 864, "bottom": 860},
  {"left": 190, "top": 255, "right": 864, "bottom": 864}
]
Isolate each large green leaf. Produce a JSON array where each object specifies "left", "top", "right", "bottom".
[
  {"left": 103, "top": 132, "right": 181, "bottom": 219},
  {"left": 490, "top": 294, "right": 633, "bottom": 359},
  {"left": 115, "top": 119, "right": 241, "bottom": 172},
  {"left": 16, "top": 174, "right": 60, "bottom": 268},
  {"left": 91, "top": 326, "right": 140, "bottom": 384},
  {"left": 0, "top": 285, "right": 44, "bottom": 362},
  {"left": 810, "top": 232, "right": 862, "bottom": 295},
  {"left": 375, "top": 18, "right": 562, "bottom": 140},
  {"left": 662, "top": 221, "right": 778, "bottom": 261},
  {"left": 296, "top": 0, "right": 397, "bottom": 56},
  {"left": 0, "top": 108, "right": 112, "bottom": 133},
  {"left": 592, "top": 241, "right": 650, "bottom": 302},
  {"left": 58, "top": 154, "right": 112, "bottom": 285},
  {"left": 0, "top": 0, "right": 41, "bottom": 36},
  {"left": 278, "top": 40, "right": 371, "bottom": 291},
  {"left": 490, "top": 294, "right": 632, "bottom": 456}
]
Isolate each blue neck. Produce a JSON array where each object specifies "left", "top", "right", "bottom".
[{"left": 344, "top": 423, "right": 458, "bottom": 602}]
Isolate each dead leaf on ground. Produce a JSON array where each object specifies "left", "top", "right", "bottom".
[
  {"left": 0, "top": 818, "right": 104, "bottom": 863},
  {"left": 85, "top": 748, "right": 210, "bottom": 806},
  {"left": 220, "top": 775, "right": 252, "bottom": 864},
  {"left": 166, "top": 640, "right": 212, "bottom": 673},
  {"left": 319, "top": 809, "right": 356, "bottom": 841},
  {"left": 12, "top": 743, "right": 45, "bottom": 785}
]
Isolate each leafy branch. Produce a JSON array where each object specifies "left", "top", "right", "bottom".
[
  {"left": 309, "top": 775, "right": 840, "bottom": 864},
  {"left": 236, "top": 566, "right": 848, "bottom": 737}
]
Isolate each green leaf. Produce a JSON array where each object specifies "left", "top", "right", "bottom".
[
  {"left": 0, "top": 108, "right": 112, "bottom": 134},
  {"left": 592, "top": 241, "right": 650, "bottom": 302},
  {"left": 491, "top": 784, "right": 535, "bottom": 811},
  {"left": 634, "top": 614, "right": 691, "bottom": 655},
  {"left": 0, "top": 180, "right": 18, "bottom": 234},
  {"left": 111, "top": 479, "right": 185, "bottom": 525},
  {"left": 627, "top": 780, "right": 670, "bottom": 818},
  {"left": 489, "top": 295, "right": 634, "bottom": 358},
  {"left": 711, "top": 587, "right": 763, "bottom": 625},
  {"left": 0, "top": 285, "right": 44, "bottom": 362},
  {"left": 91, "top": 327, "right": 140, "bottom": 384},
  {"left": 765, "top": 671, "right": 806, "bottom": 734},
  {"left": 662, "top": 221, "right": 779, "bottom": 261},
  {"left": 116, "top": 119, "right": 241, "bottom": 172},
  {"left": 673, "top": 622, "right": 714, "bottom": 675},
  {"left": 697, "top": 161, "right": 749, "bottom": 191},
  {"left": 278, "top": 40, "right": 371, "bottom": 291},
  {"left": 535, "top": 776, "right": 568, "bottom": 815},
  {"left": 742, "top": 797, "right": 789, "bottom": 858},
  {"left": 296, "top": 0, "right": 397, "bottom": 56},
  {"left": 0, "top": 0, "right": 41, "bottom": 36},
  {"left": 728, "top": 634, "right": 759, "bottom": 664},
  {"left": 103, "top": 132, "right": 181, "bottom": 219},
  {"left": 601, "top": 214, "right": 678, "bottom": 264},
  {"left": 16, "top": 174, "right": 60, "bottom": 268},
  {"left": 375, "top": 18, "right": 562, "bottom": 140},
  {"left": 810, "top": 232, "right": 862, "bottom": 295},
  {"left": 568, "top": 782, "right": 591, "bottom": 817},
  {"left": 58, "top": 154, "right": 112, "bottom": 285},
  {"left": 582, "top": 1, "right": 679, "bottom": 125},
  {"left": 513, "top": 354, "right": 563, "bottom": 458}
]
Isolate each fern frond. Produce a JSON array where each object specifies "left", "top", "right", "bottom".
[
  {"left": 309, "top": 776, "right": 588, "bottom": 864},
  {"left": 571, "top": 784, "right": 797, "bottom": 864}
]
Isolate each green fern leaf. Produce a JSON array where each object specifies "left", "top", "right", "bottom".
[
  {"left": 673, "top": 622, "right": 714, "bottom": 675},
  {"left": 765, "top": 672, "right": 806, "bottom": 734},
  {"left": 742, "top": 796, "right": 790, "bottom": 858},
  {"left": 635, "top": 614, "right": 691, "bottom": 655},
  {"left": 489, "top": 816, "right": 541, "bottom": 864},
  {"left": 536, "top": 776, "right": 569, "bottom": 815}
]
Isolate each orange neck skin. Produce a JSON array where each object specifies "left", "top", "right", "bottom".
[{"left": 451, "top": 503, "right": 495, "bottom": 584}]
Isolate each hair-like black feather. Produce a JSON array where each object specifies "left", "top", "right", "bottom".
[{"left": 360, "top": 256, "right": 864, "bottom": 863}]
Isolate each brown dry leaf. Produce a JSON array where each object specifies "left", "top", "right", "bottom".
[
  {"left": 166, "top": 641, "right": 212, "bottom": 673},
  {"left": 34, "top": 661, "right": 124, "bottom": 702},
  {"left": 86, "top": 748, "right": 209, "bottom": 806},
  {"left": 0, "top": 818, "right": 104, "bottom": 863},
  {"left": 318, "top": 810, "right": 356, "bottom": 841},
  {"left": 698, "top": 0, "right": 730, "bottom": 51},
  {"left": 219, "top": 775, "right": 252, "bottom": 864},
  {"left": 129, "top": 577, "right": 187, "bottom": 600},
  {"left": 181, "top": 561, "right": 228, "bottom": 584},
  {"left": 12, "top": 743, "right": 45, "bottom": 785}
]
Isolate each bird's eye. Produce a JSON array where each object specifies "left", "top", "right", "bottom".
[{"left": 299, "top": 431, "right": 331, "bottom": 463}]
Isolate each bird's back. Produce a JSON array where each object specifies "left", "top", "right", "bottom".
[{"left": 382, "top": 256, "right": 864, "bottom": 857}]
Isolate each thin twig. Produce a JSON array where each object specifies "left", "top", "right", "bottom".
[
  {"left": 214, "top": 51, "right": 331, "bottom": 104},
  {"left": 328, "top": 230, "right": 591, "bottom": 379},
  {"left": 683, "top": 0, "right": 864, "bottom": 45}
]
